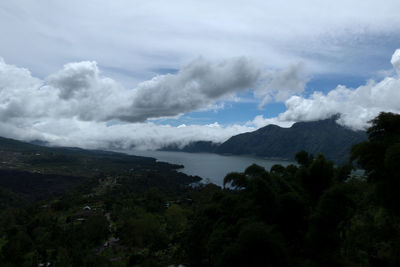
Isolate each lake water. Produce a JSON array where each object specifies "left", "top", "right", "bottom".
[{"left": 127, "top": 150, "right": 292, "bottom": 186}]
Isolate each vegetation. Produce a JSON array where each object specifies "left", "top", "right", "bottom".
[{"left": 0, "top": 112, "right": 399, "bottom": 266}]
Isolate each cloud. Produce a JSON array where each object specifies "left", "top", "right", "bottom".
[
  {"left": 0, "top": 57, "right": 261, "bottom": 123},
  {"left": 1, "top": 49, "right": 400, "bottom": 151},
  {"left": 45, "top": 61, "right": 130, "bottom": 121},
  {"left": 391, "top": 49, "right": 400, "bottom": 74},
  {"left": 0, "top": 118, "right": 256, "bottom": 151},
  {"left": 118, "top": 57, "right": 261, "bottom": 122},
  {"left": 1, "top": 0, "right": 400, "bottom": 85},
  {"left": 47, "top": 61, "right": 101, "bottom": 100},
  {"left": 255, "top": 63, "right": 307, "bottom": 107},
  {"left": 248, "top": 115, "right": 294, "bottom": 128},
  {"left": 278, "top": 49, "right": 400, "bottom": 130},
  {"left": 0, "top": 58, "right": 44, "bottom": 121},
  {"left": 0, "top": 56, "right": 264, "bottom": 150}
]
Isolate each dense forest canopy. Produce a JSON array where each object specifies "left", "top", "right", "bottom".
[{"left": 0, "top": 112, "right": 399, "bottom": 266}]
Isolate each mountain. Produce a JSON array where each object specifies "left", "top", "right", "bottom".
[
  {"left": 216, "top": 117, "right": 366, "bottom": 163},
  {"left": 161, "top": 117, "right": 367, "bottom": 164}
]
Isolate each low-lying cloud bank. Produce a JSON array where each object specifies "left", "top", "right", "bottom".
[
  {"left": 0, "top": 49, "right": 399, "bottom": 150},
  {"left": 0, "top": 119, "right": 257, "bottom": 151}
]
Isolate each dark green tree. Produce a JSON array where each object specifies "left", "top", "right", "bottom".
[{"left": 351, "top": 112, "right": 400, "bottom": 214}]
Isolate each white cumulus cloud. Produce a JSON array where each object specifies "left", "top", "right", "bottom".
[
  {"left": 0, "top": 57, "right": 262, "bottom": 123},
  {"left": 278, "top": 49, "right": 400, "bottom": 130},
  {"left": 255, "top": 63, "right": 307, "bottom": 107},
  {"left": 1, "top": 49, "right": 400, "bottom": 150},
  {"left": 0, "top": 56, "right": 265, "bottom": 149},
  {"left": 118, "top": 57, "right": 261, "bottom": 122},
  {"left": 391, "top": 49, "right": 400, "bottom": 74}
]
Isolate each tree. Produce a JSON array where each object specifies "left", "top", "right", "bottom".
[
  {"left": 223, "top": 172, "right": 248, "bottom": 189},
  {"left": 216, "top": 222, "right": 288, "bottom": 267},
  {"left": 298, "top": 154, "right": 334, "bottom": 203},
  {"left": 166, "top": 204, "right": 187, "bottom": 233},
  {"left": 307, "top": 184, "right": 356, "bottom": 265},
  {"left": 295, "top": 150, "right": 313, "bottom": 166},
  {"left": 351, "top": 112, "right": 400, "bottom": 214}
]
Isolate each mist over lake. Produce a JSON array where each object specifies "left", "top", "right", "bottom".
[{"left": 129, "top": 150, "right": 292, "bottom": 186}]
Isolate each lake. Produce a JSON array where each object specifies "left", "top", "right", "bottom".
[{"left": 127, "top": 150, "right": 293, "bottom": 186}]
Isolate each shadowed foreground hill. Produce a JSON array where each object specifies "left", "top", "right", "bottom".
[
  {"left": 216, "top": 117, "right": 366, "bottom": 163},
  {"left": 0, "top": 136, "right": 199, "bottom": 200}
]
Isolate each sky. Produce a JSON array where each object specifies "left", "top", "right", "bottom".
[{"left": 0, "top": 0, "right": 400, "bottom": 150}]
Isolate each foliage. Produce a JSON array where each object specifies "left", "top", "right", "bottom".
[
  {"left": 352, "top": 112, "right": 400, "bottom": 214},
  {"left": 0, "top": 113, "right": 399, "bottom": 266}
]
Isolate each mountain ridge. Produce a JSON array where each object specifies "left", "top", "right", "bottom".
[{"left": 161, "top": 117, "right": 367, "bottom": 164}]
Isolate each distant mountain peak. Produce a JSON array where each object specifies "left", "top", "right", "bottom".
[
  {"left": 162, "top": 117, "right": 367, "bottom": 164},
  {"left": 290, "top": 114, "right": 342, "bottom": 128}
]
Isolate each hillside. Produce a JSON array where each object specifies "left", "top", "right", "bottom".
[
  {"left": 162, "top": 117, "right": 367, "bottom": 164},
  {"left": 0, "top": 136, "right": 199, "bottom": 200},
  {"left": 217, "top": 117, "right": 366, "bottom": 163}
]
